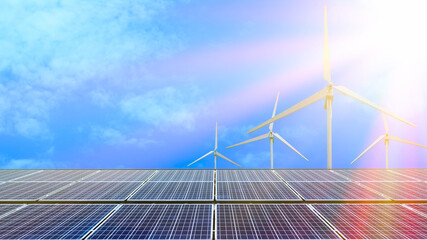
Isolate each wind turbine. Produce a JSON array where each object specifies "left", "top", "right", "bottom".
[
  {"left": 351, "top": 99, "right": 426, "bottom": 169},
  {"left": 226, "top": 92, "right": 308, "bottom": 169},
  {"left": 188, "top": 122, "right": 242, "bottom": 169},
  {"left": 247, "top": 6, "right": 415, "bottom": 169}
]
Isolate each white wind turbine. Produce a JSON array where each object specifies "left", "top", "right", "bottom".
[
  {"left": 227, "top": 92, "right": 308, "bottom": 169},
  {"left": 247, "top": 6, "right": 415, "bottom": 169},
  {"left": 188, "top": 122, "right": 242, "bottom": 169},
  {"left": 351, "top": 99, "right": 427, "bottom": 169}
]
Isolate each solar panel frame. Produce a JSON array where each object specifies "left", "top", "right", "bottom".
[
  {"left": 149, "top": 170, "right": 214, "bottom": 182},
  {"left": 217, "top": 170, "right": 281, "bottom": 182},
  {"left": 275, "top": 170, "right": 349, "bottom": 182},
  {"left": 359, "top": 181, "right": 427, "bottom": 201},
  {"left": 0, "top": 204, "right": 116, "bottom": 240},
  {"left": 288, "top": 181, "right": 389, "bottom": 201},
  {"left": 0, "top": 170, "right": 42, "bottom": 182},
  {"left": 82, "top": 169, "right": 156, "bottom": 182},
  {"left": 216, "top": 182, "right": 301, "bottom": 201},
  {"left": 129, "top": 181, "right": 214, "bottom": 201},
  {"left": 41, "top": 181, "right": 143, "bottom": 201},
  {"left": 313, "top": 204, "right": 427, "bottom": 239},
  {"left": 0, "top": 181, "right": 72, "bottom": 201},
  {"left": 14, "top": 169, "right": 98, "bottom": 182},
  {"left": 87, "top": 204, "right": 214, "bottom": 240},
  {"left": 216, "top": 204, "right": 341, "bottom": 240},
  {"left": 333, "top": 169, "right": 419, "bottom": 182}
]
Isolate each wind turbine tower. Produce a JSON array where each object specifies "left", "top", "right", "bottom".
[{"left": 227, "top": 92, "right": 308, "bottom": 169}]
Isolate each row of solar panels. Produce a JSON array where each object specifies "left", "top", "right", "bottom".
[
  {"left": 0, "top": 203, "right": 425, "bottom": 239},
  {"left": 1, "top": 169, "right": 426, "bottom": 182},
  {"left": 0, "top": 169, "right": 426, "bottom": 201}
]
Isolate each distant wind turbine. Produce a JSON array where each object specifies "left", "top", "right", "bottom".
[
  {"left": 188, "top": 122, "right": 242, "bottom": 169},
  {"left": 227, "top": 92, "right": 308, "bottom": 169},
  {"left": 247, "top": 6, "right": 415, "bottom": 169},
  {"left": 351, "top": 99, "right": 426, "bottom": 169}
]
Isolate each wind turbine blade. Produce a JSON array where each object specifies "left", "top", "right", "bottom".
[
  {"left": 273, "top": 133, "right": 309, "bottom": 161},
  {"left": 324, "top": 5, "right": 331, "bottom": 83},
  {"left": 215, "top": 122, "right": 218, "bottom": 150},
  {"left": 333, "top": 86, "right": 416, "bottom": 127},
  {"left": 216, "top": 152, "right": 242, "bottom": 168},
  {"left": 227, "top": 133, "right": 269, "bottom": 149},
  {"left": 248, "top": 87, "right": 329, "bottom": 134},
  {"left": 351, "top": 135, "right": 386, "bottom": 164},
  {"left": 187, "top": 151, "right": 214, "bottom": 166},
  {"left": 389, "top": 135, "right": 427, "bottom": 148},
  {"left": 269, "top": 92, "right": 280, "bottom": 131}
]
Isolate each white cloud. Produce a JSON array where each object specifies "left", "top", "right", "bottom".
[
  {"left": 91, "top": 127, "right": 155, "bottom": 148},
  {"left": 120, "top": 86, "right": 206, "bottom": 130},
  {"left": 1, "top": 158, "right": 57, "bottom": 169}
]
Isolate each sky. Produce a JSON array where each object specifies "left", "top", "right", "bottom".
[{"left": 0, "top": 0, "right": 426, "bottom": 169}]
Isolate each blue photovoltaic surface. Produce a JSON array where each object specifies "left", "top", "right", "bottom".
[
  {"left": 216, "top": 182, "right": 300, "bottom": 201},
  {"left": 0, "top": 204, "right": 116, "bottom": 239},
  {"left": 149, "top": 170, "right": 213, "bottom": 182},
  {"left": 82, "top": 170, "right": 156, "bottom": 182},
  {"left": 129, "top": 181, "right": 213, "bottom": 201},
  {"left": 88, "top": 204, "right": 213, "bottom": 240},
  {"left": 0, "top": 182, "right": 70, "bottom": 201},
  {"left": 216, "top": 204, "right": 340, "bottom": 239}
]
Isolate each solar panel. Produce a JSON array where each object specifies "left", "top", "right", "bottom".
[
  {"left": 0, "top": 205, "right": 22, "bottom": 218},
  {"left": 392, "top": 169, "right": 427, "bottom": 181},
  {"left": 82, "top": 170, "right": 156, "bottom": 182},
  {"left": 288, "top": 181, "right": 388, "bottom": 200},
  {"left": 333, "top": 169, "right": 418, "bottom": 182},
  {"left": 406, "top": 204, "right": 427, "bottom": 216},
  {"left": 0, "top": 204, "right": 116, "bottom": 239},
  {"left": 360, "top": 181, "right": 427, "bottom": 200},
  {"left": 216, "top": 182, "right": 301, "bottom": 201},
  {"left": 0, "top": 170, "right": 41, "bottom": 181},
  {"left": 149, "top": 170, "right": 213, "bottom": 181},
  {"left": 275, "top": 170, "right": 348, "bottom": 182},
  {"left": 217, "top": 170, "right": 281, "bottom": 182},
  {"left": 42, "top": 182, "right": 142, "bottom": 201},
  {"left": 129, "top": 182, "right": 213, "bottom": 201},
  {"left": 313, "top": 204, "right": 427, "bottom": 239},
  {"left": 216, "top": 204, "right": 340, "bottom": 239},
  {"left": 88, "top": 204, "right": 213, "bottom": 240},
  {"left": 0, "top": 182, "right": 71, "bottom": 201},
  {"left": 15, "top": 170, "right": 97, "bottom": 182}
]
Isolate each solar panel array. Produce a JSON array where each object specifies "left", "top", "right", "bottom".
[{"left": 0, "top": 169, "right": 425, "bottom": 239}]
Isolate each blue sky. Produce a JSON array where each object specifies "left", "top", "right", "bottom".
[{"left": 0, "top": 0, "right": 426, "bottom": 169}]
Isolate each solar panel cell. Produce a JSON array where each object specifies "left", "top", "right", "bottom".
[
  {"left": 360, "top": 181, "right": 427, "bottom": 200},
  {"left": 82, "top": 170, "right": 156, "bottom": 181},
  {"left": 130, "top": 182, "right": 213, "bottom": 201},
  {"left": 0, "top": 204, "right": 116, "bottom": 239},
  {"left": 313, "top": 204, "right": 427, "bottom": 239},
  {"left": 15, "top": 170, "right": 97, "bottom": 182},
  {"left": 216, "top": 204, "right": 340, "bottom": 239},
  {"left": 88, "top": 204, "right": 213, "bottom": 240},
  {"left": 217, "top": 170, "right": 280, "bottom": 182},
  {"left": 0, "top": 182, "right": 71, "bottom": 201},
  {"left": 333, "top": 169, "right": 418, "bottom": 182},
  {"left": 149, "top": 170, "right": 213, "bottom": 181},
  {"left": 288, "top": 181, "right": 388, "bottom": 200},
  {"left": 275, "top": 170, "right": 348, "bottom": 182},
  {"left": 0, "top": 170, "right": 41, "bottom": 181},
  {"left": 392, "top": 169, "right": 427, "bottom": 181},
  {"left": 216, "top": 182, "right": 300, "bottom": 201},
  {"left": 0, "top": 205, "right": 22, "bottom": 218},
  {"left": 406, "top": 204, "right": 427, "bottom": 216},
  {"left": 43, "top": 182, "right": 142, "bottom": 201}
]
